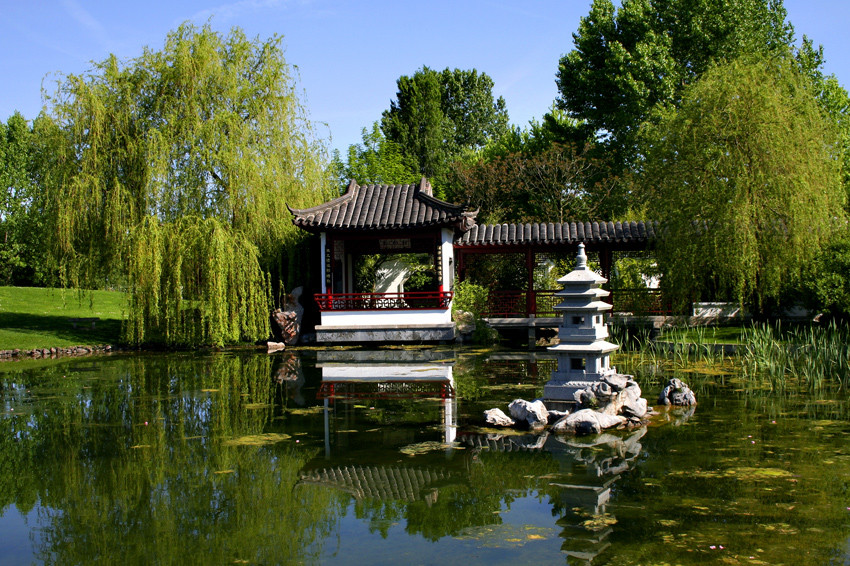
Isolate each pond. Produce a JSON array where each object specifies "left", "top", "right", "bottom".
[{"left": 1, "top": 348, "right": 849, "bottom": 565}]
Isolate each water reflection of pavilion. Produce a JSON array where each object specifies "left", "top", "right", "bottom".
[
  {"left": 315, "top": 350, "right": 458, "bottom": 455},
  {"left": 300, "top": 465, "right": 448, "bottom": 505}
]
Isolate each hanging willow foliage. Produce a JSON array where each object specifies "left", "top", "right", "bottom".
[
  {"left": 640, "top": 55, "right": 847, "bottom": 311},
  {"left": 42, "top": 23, "right": 331, "bottom": 346},
  {"left": 125, "top": 216, "right": 270, "bottom": 347}
]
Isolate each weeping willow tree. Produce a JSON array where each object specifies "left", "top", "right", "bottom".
[
  {"left": 640, "top": 56, "right": 847, "bottom": 312},
  {"left": 42, "top": 23, "right": 330, "bottom": 346}
]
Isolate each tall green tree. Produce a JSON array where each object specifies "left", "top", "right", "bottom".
[
  {"left": 43, "top": 23, "right": 330, "bottom": 346},
  {"left": 0, "top": 112, "right": 51, "bottom": 285},
  {"left": 640, "top": 56, "right": 846, "bottom": 311},
  {"left": 555, "top": 0, "right": 794, "bottom": 166},
  {"left": 381, "top": 67, "right": 509, "bottom": 193}
]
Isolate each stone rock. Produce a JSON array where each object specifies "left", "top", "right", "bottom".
[
  {"left": 267, "top": 342, "right": 286, "bottom": 352},
  {"left": 574, "top": 388, "right": 597, "bottom": 407},
  {"left": 484, "top": 408, "right": 516, "bottom": 427},
  {"left": 619, "top": 382, "right": 648, "bottom": 418},
  {"left": 508, "top": 399, "right": 549, "bottom": 430},
  {"left": 658, "top": 378, "right": 697, "bottom": 406},
  {"left": 546, "top": 410, "right": 569, "bottom": 424},
  {"left": 622, "top": 395, "right": 648, "bottom": 419},
  {"left": 572, "top": 377, "right": 645, "bottom": 418},
  {"left": 272, "top": 286, "right": 304, "bottom": 346},
  {"left": 551, "top": 409, "right": 627, "bottom": 435},
  {"left": 592, "top": 381, "right": 615, "bottom": 402},
  {"left": 601, "top": 373, "right": 629, "bottom": 392},
  {"left": 453, "top": 310, "right": 476, "bottom": 334}
]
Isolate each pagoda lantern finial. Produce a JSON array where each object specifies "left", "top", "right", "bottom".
[{"left": 576, "top": 243, "right": 587, "bottom": 270}]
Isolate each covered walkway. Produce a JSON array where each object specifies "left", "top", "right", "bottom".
[{"left": 455, "top": 220, "right": 671, "bottom": 317}]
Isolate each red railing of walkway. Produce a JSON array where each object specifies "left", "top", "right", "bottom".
[
  {"left": 315, "top": 291, "right": 453, "bottom": 311},
  {"left": 314, "top": 289, "right": 671, "bottom": 315},
  {"left": 482, "top": 288, "right": 673, "bottom": 317}
]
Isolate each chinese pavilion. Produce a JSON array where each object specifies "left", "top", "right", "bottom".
[{"left": 288, "top": 178, "right": 477, "bottom": 342}]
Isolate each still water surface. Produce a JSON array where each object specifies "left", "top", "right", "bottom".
[{"left": 1, "top": 348, "right": 849, "bottom": 564}]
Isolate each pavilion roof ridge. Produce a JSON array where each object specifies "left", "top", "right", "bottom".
[{"left": 288, "top": 178, "right": 477, "bottom": 233}]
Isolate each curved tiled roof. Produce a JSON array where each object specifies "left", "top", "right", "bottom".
[
  {"left": 455, "top": 221, "right": 657, "bottom": 246},
  {"left": 288, "top": 178, "right": 477, "bottom": 233}
]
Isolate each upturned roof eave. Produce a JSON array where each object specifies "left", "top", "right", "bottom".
[{"left": 288, "top": 179, "right": 477, "bottom": 233}]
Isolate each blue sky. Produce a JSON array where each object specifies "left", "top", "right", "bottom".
[{"left": 2, "top": 0, "right": 849, "bottom": 155}]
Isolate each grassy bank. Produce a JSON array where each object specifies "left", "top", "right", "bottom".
[{"left": 0, "top": 287, "right": 126, "bottom": 350}]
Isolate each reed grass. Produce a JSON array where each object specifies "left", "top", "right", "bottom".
[
  {"left": 610, "top": 320, "right": 850, "bottom": 392},
  {"left": 741, "top": 321, "right": 850, "bottom": 391}
]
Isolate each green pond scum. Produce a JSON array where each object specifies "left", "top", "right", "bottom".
[{"left": 1, "top": 348, "right": 850, "bottom": 565}]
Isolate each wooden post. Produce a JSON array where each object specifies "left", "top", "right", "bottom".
[
  {"left": 600, "top": 247, "right": 613, "bottom": 281},
  {"left": 526, "top": 247, "right": 535, "bottom": 317}
]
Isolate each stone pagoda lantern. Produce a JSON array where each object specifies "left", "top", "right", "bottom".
[{"left": 544, "top": 243, "right": 620, "bottom": 407}]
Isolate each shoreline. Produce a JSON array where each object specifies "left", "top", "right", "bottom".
[{"left": 0, "top": 344, "right": 122, "bottom": 361}]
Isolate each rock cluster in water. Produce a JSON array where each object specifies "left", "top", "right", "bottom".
[{"left": 485, "top": 378, "right": 696, "bottom": 436}]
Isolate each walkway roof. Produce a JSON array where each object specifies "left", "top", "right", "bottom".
[{"left": 454, "top": 221, "right": 657, "bottom": 247}]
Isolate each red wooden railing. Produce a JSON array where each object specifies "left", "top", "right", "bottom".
[
  {"left": 315, "top": 291, "right": 453, "bottom": 311},
  {"left": 314, "top": 289, "right": 671, "bottom": 315},
  {"left": 608, "top": 288, "right": 673, "bottom": 316},
  {"left": 481, "top": 288, "right": 673, "bottom": 317}
]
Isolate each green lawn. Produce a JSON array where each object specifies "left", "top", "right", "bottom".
[{"left": 0, "top": 287, "right": 127, "bottom": 350}]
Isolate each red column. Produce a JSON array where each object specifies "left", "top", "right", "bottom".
[{"left": 526, "top": 247, "right": 535, "bottom": 316}]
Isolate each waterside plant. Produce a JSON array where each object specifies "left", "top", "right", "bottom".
[
  {"left": 610, "top": 321, "right": 850, "bottom": 392},
  {"left": 741, "top": 321, "right": 850, "bottom": 391}
]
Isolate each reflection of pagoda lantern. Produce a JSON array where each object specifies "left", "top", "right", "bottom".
[{"left": 544, "top": 243, "right": 619, "bottom": 406}]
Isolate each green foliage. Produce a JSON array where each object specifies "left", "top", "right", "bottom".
[
  {"left": 610, "top": 255, "right": 658, "bottom": 289},
  {"left": 402, "top": 258, "right": 437, "bottom": 293},
  {"left": 352, "top": 253, "right": 435, "bottom": 294},
  {"left": 803, "top": 227, "right": 850, "bottom": 318},
  {"left": 797, "top": 38, "right": 850, "bottom": 205},
  {"left": 451, "top": 280, "right": 498, "bottom": 344},
  {"left": 640, "top": 56, "right": 847, "bottom": 311},
  {"left": 449, "top": 141, "right": 626, "bottom": 223},
  {"left": 124, "top": 216, "right": 270, "bottom": 347},
  {"left": 451, "top": 280, "right": 489, "bottom": 317},
  {"left": 742, "top": 321, "right": 850, "bottom": 390},
  {"left": 381, "top": 67, "right": 509, "bottom": 194},
  {"left": 41, "top": 23, "right": 330, "bottom": 346}
]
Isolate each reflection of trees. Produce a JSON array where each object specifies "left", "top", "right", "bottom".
[
  {"left": 404, "top": 446, "right": 558, "bottom": 541},
  {"left": 0, "top": 353, "right": 345, "bottom": 563}
]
